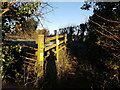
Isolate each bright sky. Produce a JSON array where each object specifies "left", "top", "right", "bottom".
[{"left": 37, "top": 2, "right": 93, "bottom": 34}]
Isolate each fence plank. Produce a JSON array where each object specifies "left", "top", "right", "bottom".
[
  {"left": 59, "top": 40, "right": 65, "bottom": 45},
  {"left": 58, "top": 35, "right": 64, "bottom": 38},
  {"left": 25, "top": 52, "right": 36, "bottom": 56},
  {"left": 45, "top": 44, "right": 56, "bottom": 51},
  {"left": 21, "top": 56, "right": 36, "bottom": 62},
  {"left": 45, "top": 36, "right": 56, "bottom": 42},
  {"left": 22, "top": 45, "right": 38, "bottom": 50},
  {"left": 59, "top": 45, "right": 66, "bottom": 51},
  {"left": 23, "top": 61, "right": 35, "bottom": 66}
]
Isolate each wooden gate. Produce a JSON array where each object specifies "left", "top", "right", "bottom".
[{"left": 35, "top": 34, "right": 67, "bottom": 77}]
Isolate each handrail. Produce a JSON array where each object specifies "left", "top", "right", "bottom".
[
  {"left": 45, "top": 36, "right": 56, "bottom": 42},
  {"left": 59, "top": 40, "right": 65, "bottom": 45},
  {"left": 45, "top": 44, "right": 56, "bottom": 51},
  {"left": 58, "top": 35, "right": 64, "bottom": 38}
]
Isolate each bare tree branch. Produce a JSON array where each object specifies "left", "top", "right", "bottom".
[
  {"left": 96, "top": 30, "right": 120, "bottom": 43},
  {"left": 95, "top": 14, "right": 120, "bottom": 24},
  {"left": 90, "top": 19, "right": 120, "bottom": 41},
  {"left": 99, "top": 40, "right": 119, "bottom": 50},
  {"left": 1, "top": 1, "right": 19, "bottom": 16}
]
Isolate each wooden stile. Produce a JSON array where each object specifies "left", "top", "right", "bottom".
[{"left": 35, "top": 33, "right": 67, "bottom": 78}]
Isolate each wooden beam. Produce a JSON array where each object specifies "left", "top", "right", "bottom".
[{"left": 45, "top": 44, "right": 56, "bottom": 51}]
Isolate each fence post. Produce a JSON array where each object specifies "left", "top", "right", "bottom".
[
  {"left": 64, "top": 34, "right": 67, "bottom": 51},
  {"left": 56, "top": 34, "right": 59, "bottom": 61},
  {"left": 37, "top": 34, "right": 44, "bottom": 77}
]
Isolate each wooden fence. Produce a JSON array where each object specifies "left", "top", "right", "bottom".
[
  {"left": 2, "top": 33, "right": 67, "bottom": 87},
  {"left": 35, "top": 34, "right": 67, "bottom": 77}
]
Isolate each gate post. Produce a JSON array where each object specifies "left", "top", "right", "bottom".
[
  {"left": 64, "top": 34, "right": 67, "bottom": 51},
  {"left": 37, "top": 34, "right": 44, "bottom": 77},
  {"left": 56, "top": 34, "right": 59, "bottom": 61}
]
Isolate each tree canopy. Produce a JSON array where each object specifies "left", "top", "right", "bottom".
[
  {"left": 81, "top": 2, "right": 120, "bottom": 58},
  {"left": 80, "top": 2, "right": 120, "bottom": 89},
  {"left": 1, "top": 2, "right": 53, "bottom": 34}
]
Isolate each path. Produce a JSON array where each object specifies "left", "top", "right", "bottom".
[{"left": 55, "top": 41, "right": 92, "bottom": 89}]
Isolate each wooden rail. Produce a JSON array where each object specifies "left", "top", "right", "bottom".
[{"left": 36, "top": 34, "right": 67, "bottom": 61}]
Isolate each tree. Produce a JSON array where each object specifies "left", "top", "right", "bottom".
[
  {"left": 80, "top": 23, "right": 87, "bottom": 41},
  {"left": 81, "top": 2, "right": 120, "bottom": 57},
  {"left": 1, "top": 1, "right": 53, "bottom": 88},
  {"left": 13, "top": 17, "right": 39, "bottom": 39},
  {"left": 1, "top": 2, "right": 53, "bottom": 34},
  {"left": 81, "top": 2, "right": 120, "bottom": 89},
  {"left": 58, "top": 24, "right": 88, "bottom": 42}
]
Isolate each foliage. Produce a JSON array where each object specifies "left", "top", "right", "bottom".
[
  {"left": 2, "top": 2, "right": 40, "bottom": 33},
  {"left": 80, "top": 2, "right": 120, "bottom": 89},
  {"left": 2, "top": 44, "right": 24, "bottom": 84},
  {"left": 59, "top": 23, "right": 88, "bottom": 41},
  {"left": 13, "top": 17, "right": 38, "bottom": 38},
  {"left": 2, "top": 2, "right": 53, "bottom": 34},
  {"left": 2, "top": 43, "right": 38, "bottom": 88}
]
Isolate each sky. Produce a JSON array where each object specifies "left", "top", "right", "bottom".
[{"left": 37, "top": 2, "right": 93, "bottom": 34}]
